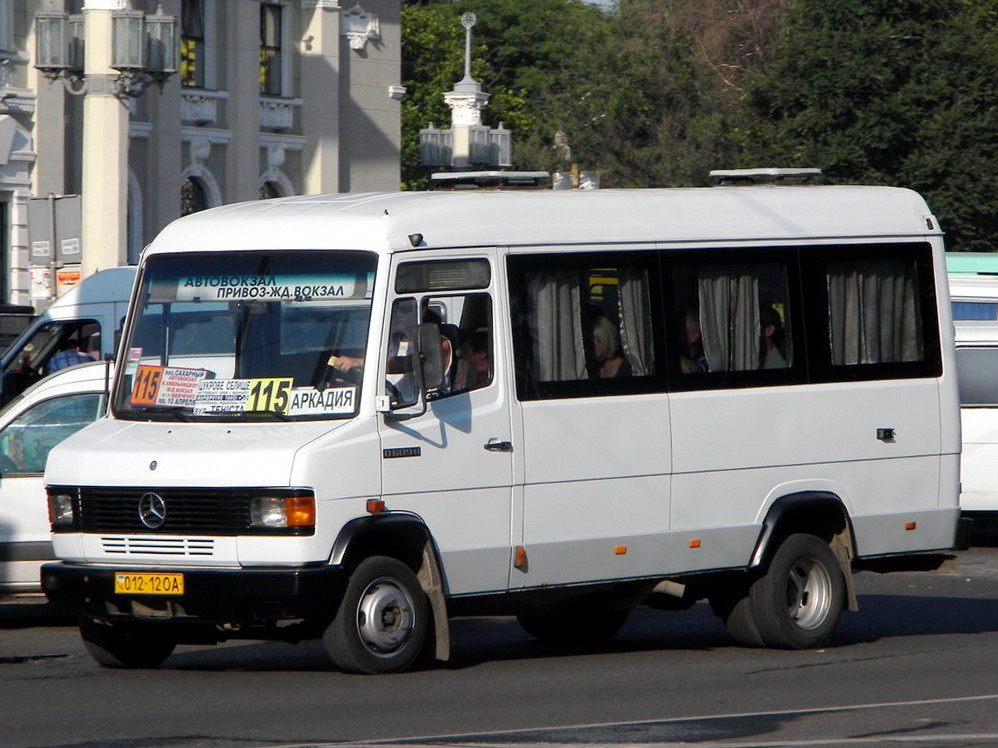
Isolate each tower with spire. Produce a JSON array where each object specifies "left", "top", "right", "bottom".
[{"left": 419, "top": 13, "right": 512, "bottom": 173}]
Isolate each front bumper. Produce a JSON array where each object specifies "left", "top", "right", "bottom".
[{"left": 41, "top": 562, "right": 346, "bottom": 630}]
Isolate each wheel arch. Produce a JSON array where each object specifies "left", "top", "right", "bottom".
[
  {"left": 329, "top": 513, "right": 450, "bottom": 660},
  {"left": 751, "top": 491, "right": 858, "bottom": 611}
]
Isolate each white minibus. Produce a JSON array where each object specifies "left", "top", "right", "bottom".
[
  {"left": 947, "top": 262, "right": 998, "bottom": 531},
  {"left": 41, "top": 185, "right": 964, "bottom": 673},
  {"left": 0, "top": 267, "right": 136, "bottom": 405}
]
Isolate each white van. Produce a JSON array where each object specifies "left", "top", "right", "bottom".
[
  {"left": 0, "top": 266, "right": 136, "bottom": 405},
  {"left": 41, "top": 186, "right": 963, "bottom": 673},
  {"left": 948, "top": 270, "right": 998, "bottom": 529},
  {"left": 0, "top": 361, "right": 109, "bottom": 596}
]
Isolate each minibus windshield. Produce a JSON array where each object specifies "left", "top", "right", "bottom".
[{"left": 114, "top": 251, "right": 377, "bottom": 422}]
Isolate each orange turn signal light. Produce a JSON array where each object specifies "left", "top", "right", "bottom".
[
  {"left": 614, "top": 546, "right": 628, "bottom": 555},
  {"left": 367, "top": 499, "right": 387, "bottom": 514},
  {"left": 905, "top": 521, "right": 917, "bottom": 531},
  {"left": 286, "top": 497, "right": 316, "bottom": 527},
  {"left": 689, "top": 539, "right": 702, "bottom": 549},
  {"left": 514, "top": 546, "right": 528, "bottom": 569}
]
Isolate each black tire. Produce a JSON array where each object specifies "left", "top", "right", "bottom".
[
  {"left": 717, "top": 533, "right": 845, "bottom": 649},
  {"left": 79, "top": 618, "right": 176, "bottom": 668},
  {"left": 711, "top": 586, "right": 765, "bottom": 647},
  {"left": 518, "top": 607, "right": 629, "bottom": 646},
  {"left": 323, "top": 556, "right": 428, "bottom": 674}
]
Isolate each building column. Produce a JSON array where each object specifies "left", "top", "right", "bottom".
[
  {"left": 225, "top": 0, "right": 262, "bottom": 203},
  {"left": 301, "top": 0, "right": 341, "bottom": 194},
  {"left": 81, "top": 0, "right": 130, "bottom": 277},
  {"left": 146, "top": 0, "right": 183, "bottom": 251}
]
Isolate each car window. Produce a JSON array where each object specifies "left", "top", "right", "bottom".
[{"left": 0, "top": 393, "right": 104, "bottom": 475}]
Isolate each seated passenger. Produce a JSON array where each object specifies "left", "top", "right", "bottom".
[
  {"left": 47, "top": 340, "right": 93, "bottom": 373},
  {"left": 454, "top": 330, "right": 491, "bottom": 390},
  {"left": 430, "top": 324, "right": 458, "bottom": 398},
  {"left": 592, "top": 316, "right": 632, "bottom": 378},
  {"left": 760, "top": 306, "right": 788, "bottom": 369},
  {"left": 680, "top": 310, "right": 709, "bottom": 374}
]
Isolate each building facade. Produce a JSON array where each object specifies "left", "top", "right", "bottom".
[{"left": 0, "top": 0, "right": 402, "bottom": 309}]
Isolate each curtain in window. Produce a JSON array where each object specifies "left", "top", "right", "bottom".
[
  {"left": 698, "top": 267, "right": 760, "bottom": 372},
  {"left": 827, "top": 259, "right": 922, "bottom": 365},
  {"left": 527, "top": 272, "right": 587, "bottom": 380},
  {"left": 617, "top": 269, "right": 653, "bottom": 376},
  {"left": 182, "top": 0, "right": 204, "bottom": 36}
]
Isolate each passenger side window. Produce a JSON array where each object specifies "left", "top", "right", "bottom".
[
  {"left": 669, "top": 258, "right": 797, "bottom": 388},
  {"left": 508, "top": 252, "right": 661, "bottom": 400},
  {"left": 0, "top": 393, "right": 104, "bottom": 475},
  {"left": 805, "top": 243, "right": 941, "bottom": 381},
  {"left": 826, "top": 257, "right": 924, "bottom": 365}
]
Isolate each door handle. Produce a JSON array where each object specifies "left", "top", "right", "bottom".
[
  {"left": 877, "top": 427, "right": 896, "bottom": 443},
  {"left": 484, "top": 439, "right": 513, "bottom": 453}
]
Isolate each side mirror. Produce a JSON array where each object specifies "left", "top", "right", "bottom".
[
  {"left": 380, "top": 323, "right": 445, "bottom": 421},
  {"left": 417, "top": 322, "right": 444, "bottom": 392}
]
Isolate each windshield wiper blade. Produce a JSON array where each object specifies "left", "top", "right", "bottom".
[
  {"left": 243, "top": 410, "right": 292, "bottom": 422},
  {"left": 137, "top": 406, "right": 191, "bottom": 421}
]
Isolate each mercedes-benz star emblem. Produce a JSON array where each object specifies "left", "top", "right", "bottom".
[{"left": 138, "top": 492, "right": 167, "bottom": 530}]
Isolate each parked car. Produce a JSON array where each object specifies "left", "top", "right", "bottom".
[{"left": 0, "top": 361, "right": 109, "bottom": 596}]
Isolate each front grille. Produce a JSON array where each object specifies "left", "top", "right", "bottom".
[
  {"left": 77, "top": 487, "right": 252, "bottom": 535},
  {"left": 101, "top": 536, "right": 215, "bottom": 556}
]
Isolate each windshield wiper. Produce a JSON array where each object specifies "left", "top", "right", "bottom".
[
  {"left": 241, "top": 410, "right": 292, "bottom": 422},
  {"left": 133, "top": 406, "right": 191, "bottom": 422}
]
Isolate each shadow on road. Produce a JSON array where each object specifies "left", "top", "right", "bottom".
[
  {"left": 157, "top": 587, "right": 998, "bottom": 674},
  {"left": 0, "top": 598, "right": 74, "bottom": 629}
]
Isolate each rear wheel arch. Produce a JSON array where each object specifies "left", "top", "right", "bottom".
[{"left": 751, "top": 492, "right": 858, "bottom": 612}]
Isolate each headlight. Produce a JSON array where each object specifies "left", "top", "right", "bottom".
[
  {"left": 249, "top": 495, "right": 315, "bottom": 529},
  {"left": 48, "top": 493, "right": 76, "bottom": 528}
]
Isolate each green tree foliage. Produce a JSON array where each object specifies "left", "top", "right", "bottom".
[
  {"left": 402, "top": 0, "right": 998, "bottom": 250},
  {"left": 744, "top": 0, "right": 998, "bottom": 250}
]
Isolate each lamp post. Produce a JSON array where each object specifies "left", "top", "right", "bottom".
[
  {"left": 35, "top": 3, "right": 177, "bottom": 98},
  {"left": 34, "top": 2, "right": 177, "bottom": 277}
]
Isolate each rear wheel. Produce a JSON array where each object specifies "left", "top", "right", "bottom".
[
  {"left": 323, "top": 556, "right": 428, "bottom": 674},
  {"left": 79, "top": 618, "right": 176, "bottom": 668},
  {"left": 715, "top": 533, "right": 845, "bottom": 649},
  {"left": 518, "top": 607, "right": 629, "bottom": 646}
]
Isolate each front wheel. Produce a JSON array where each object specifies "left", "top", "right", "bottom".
[
  {"left": 323, "top": 556, "right": 428, "bottom": 674},
  {"left": 79, "top": 618, "right": 177, "bottom": 668}
]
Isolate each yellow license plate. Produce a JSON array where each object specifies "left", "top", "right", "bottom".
[{"left": 114, "top": 572, "right": 184, "bottom": 595}]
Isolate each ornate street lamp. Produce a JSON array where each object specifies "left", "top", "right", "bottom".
[{"left": 34, "top": 4, "right": 177, "bottom": 99}]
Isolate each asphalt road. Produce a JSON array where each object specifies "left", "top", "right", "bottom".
[{"left": 2, "top": 547, "right": 998, "bottom": 748}]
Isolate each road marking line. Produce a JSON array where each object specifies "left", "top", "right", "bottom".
[{"left": 288, "top": 692, "right": 998, "bottom": 747}]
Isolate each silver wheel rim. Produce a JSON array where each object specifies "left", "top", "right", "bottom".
[
  {"left": 785, "top": 556, "right": 833, "bottom": 630},
  {"left": 355, "top": 576, "right": 415, "bottom": 656}
]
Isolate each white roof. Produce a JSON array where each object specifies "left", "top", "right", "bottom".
[
  {"left": 949, "top": 273, "right": 998, "bottom": 301},
  {"left": 49, "top": 266, "right": 137, "bottom": 309},
  {"left": 145, "top": 186, "right": 938, "bottom": 257}
]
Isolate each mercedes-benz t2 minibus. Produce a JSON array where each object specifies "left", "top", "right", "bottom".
[{"left": 41, "top": 184, "right": 963, "bottom": 673}]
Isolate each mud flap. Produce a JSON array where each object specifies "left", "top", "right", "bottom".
[
  {"left": 830, "top": 529, "right": 858, "bottom": 612},
  {"left": 417, "top": 541, "right": 450, "bottom": 661}
]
